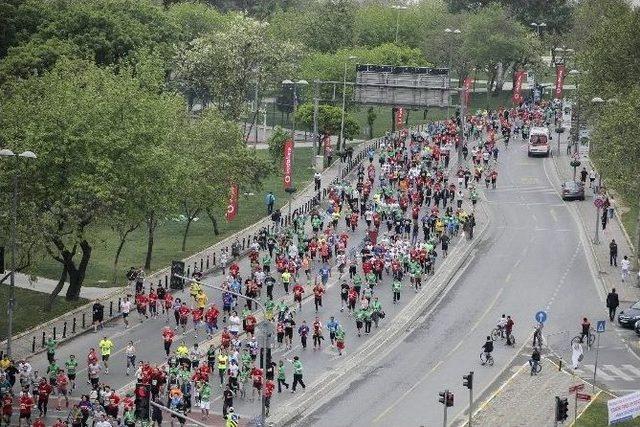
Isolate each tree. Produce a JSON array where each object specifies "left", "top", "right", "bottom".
[
  {"left": 266, "top": 126, "right": 291, "bottom": 165},
  {"left": 366, "top": 107, "right": 377, "bottom": 139},
  {"left": 295, "top": 103, "right": 359, "bottom": 150},
  {"left": 0, "top": 58, "right": 186, "bottom": 300},
  {"left": 0, "top": 0, "right": 179, "bottom": 82},
  {"left": 173, "top": 14, "right": 302, "bottom": 119},
  {"left": 176, "top": 108, "right": 271, "bottom": 252}
]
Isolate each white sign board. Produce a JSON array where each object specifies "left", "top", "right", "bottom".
[{"left": 608, "top": 391, "right": 640, "bottom": 425}]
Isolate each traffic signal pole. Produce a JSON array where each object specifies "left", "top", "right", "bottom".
[
  {"left": 463, "top": 371, "right": 474, "bottom": 426},
  {"left": 150, "top": 400, "right": 209, "bottom": 427},
  {"left": 443, "top": 389, "right": 449, "bottom": 427}
]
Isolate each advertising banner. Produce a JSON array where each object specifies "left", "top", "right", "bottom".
[
  {"left": 225, "top": 184, "right": 239, "bottom": 222},
  {"left": 283, "top": 139, "right": 293, "bottom": 189},
  {"left": 555, "top": 64, "right": 567, "bottom": 99},
  {"left": 463, "top": 77, "right": 473, "bottom": 107},
  {"left": 512, "top": 70, "right": 525, "bottom": 105}
]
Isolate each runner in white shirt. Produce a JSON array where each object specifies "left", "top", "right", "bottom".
[{"left": 121, "top": 297, "right": 132, "bottom": 329}]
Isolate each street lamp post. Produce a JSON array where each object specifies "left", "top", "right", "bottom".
[
  {"left": 391, "top": 5, "right": 408, "bottom": 44},
  {"left": 530, "top": 22, "right": 547, "bottom": 36},
  {"left": 568, "top": 69, "right": 581, "bottom": 155},
  {"left": 339, "top": 56, "right": 357, "bottom": 154},
  {"left": 282, "top": 79, "right": 308, "bottom": 181},
  {"left": 444, "top": 28, "right": 461, "bottom": 118},
  {"left": 0, "top": 148, "right": 37, "bottom": 358},
  {"left": 174, "top": 274, "right": 271, "bottom": 425}
]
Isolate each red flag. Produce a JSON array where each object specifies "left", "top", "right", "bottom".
[
  {"left": 395, "top": 107, "right": 405, "bottom": 129},
  {"left": 283, "top": 139, "right": 293, "bottom": 189},
  {"left": 554, "top": 64, "right": 566, "bottom": 99},
  {"left": 463, "top": 77, "right": 473, "bottom": 107},
  {"left": 225, "top": 184, "right": 239, "bottom": 222},
  {"left": 512, "top": 70, "right": 525, "bottom": 105}
]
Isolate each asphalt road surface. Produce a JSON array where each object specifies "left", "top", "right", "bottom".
[{"left": 300, "top": 137, "right": 640, "bottom": 427}]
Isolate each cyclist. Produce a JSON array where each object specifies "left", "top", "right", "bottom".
[
  {"left": 481, "top": 336, "right": 494, "bottom": 365},
  {"left": 529, "top": 347, "right": 541, "bottom": 376},
  {"left": 496, "top": 314, "right": 507, "bottom": 338},
  {"left": 580, "top": 317, "right": 591, "bottom": 344}
]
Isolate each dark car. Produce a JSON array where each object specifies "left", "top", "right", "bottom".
[
  {"left": 617, "top": 301, "right": 640, "bottom": 328},
  {"left": 561, "top": 181, "right": 585, "bottom": 201},
  {"left": 635, "top": 320, "right": 640, "bottom": 336}
]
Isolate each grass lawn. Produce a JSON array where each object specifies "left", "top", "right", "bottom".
[
  {"left": 576, "top": 393, "right": 640, "bottom": 426},
  {"left": 27, "top": 148, "right": 315, "bottom": 287},
  {"left": 0, "top": 287, "right": 87, "bottom": 340}
]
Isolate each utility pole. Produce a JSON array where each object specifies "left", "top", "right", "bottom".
[{"left": 313, "top": 80, "right": 320, "bottom": 168}]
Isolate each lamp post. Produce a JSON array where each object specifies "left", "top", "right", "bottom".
[
  {"left": 444, "top": 28, "right": 461, "bottom": 118},
  {"left": 568, "top": 69, "right": 581, "bottom": 155},
  {"left": 339, "top": 56, "right": 357, "bottom": 153},
  {"left": 0, "top": 148, "right": 37, "bottom": 358},
  {"left": 530, "top": 22, "right": 547, "bottom": 36},
  {"left": 391, "top": 5, "right": 408, "bottom": 44},
  {"left": 282, "top": 79, "right": 308, "bottom": 181}
]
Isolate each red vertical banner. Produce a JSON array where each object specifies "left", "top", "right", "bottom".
[
  {"left": 283, "top": 139, "right": 293, "bottom": 189},
  {"left": 554, "top": 64, "right": 566, "bottom": 99},
  {"left": 225, "top": 184, "right": 239, "bottom": 222},
  {"left": 463, "top": 77, "right": 473, "bottom": 107},
  {"left": 395, "top": 107, "right": 405, "bottom": 129},
  {"left": 512, "top": 70, "right": 525, "bottom": 105}
]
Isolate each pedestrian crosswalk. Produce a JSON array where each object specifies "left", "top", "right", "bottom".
[{"left": 574, "top": 364, "right": 640, "bottom": 382}]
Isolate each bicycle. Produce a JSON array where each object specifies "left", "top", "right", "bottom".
[
  {"left": 480, "top": 351, "right": 494, "bottom": 366},
  {"left": 491, "top": 326, "right": 504, "bottom": 340},
  {"left": 571, "top": 328, "right": 595, "bottom": 349}
]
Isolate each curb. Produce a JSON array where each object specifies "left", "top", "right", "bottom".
[{"left": 269, "top": 203, "right": 492, "bottom": 426}]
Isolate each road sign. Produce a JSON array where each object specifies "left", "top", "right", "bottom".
[
  {"left": 608, "top": 391, "right": 640, "bottom": 425},
  {"left": 535, "top": 310, "right": 547, "bottom": 323},
  {"left": 569, "top": 384, "right": 585, "bottom": 393},
  {"left": 596, "top": 320, "right": 606, "bottom": 333},
  {"left": 594, "top": 197, "right": 605, "bottom": 209},
  {"left": 576, "top": 393, "right": 592, "bottom": 402}
]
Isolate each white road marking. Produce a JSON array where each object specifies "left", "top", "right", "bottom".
[{"left": 603, "top": 365, "right": 635, "bottom": 381}]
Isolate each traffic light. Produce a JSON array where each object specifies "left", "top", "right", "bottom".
[
  {"left": 134, "top": 383, "right": 151, "bottom": 420},
  {"left": 439, "top": 391, "right": 454, "bottom": 407},
  {"left": 555, "top": 396, "right": 569, "bottom": 422},
  {"left": 463, "top": 371, "right": 474, "bottom": 390},
  {"left": 446, "top": 392, "right": 454, "bottom": 407}
]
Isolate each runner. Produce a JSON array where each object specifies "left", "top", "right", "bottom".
[{"left": 98, "top": 336, "right": 114, "bottom": 375}]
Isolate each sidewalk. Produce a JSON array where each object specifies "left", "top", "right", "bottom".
[
  {"left": 551, "top": 133, "right": 640, "bottom": 303},
  {"left": 10, "top": 272, "right": 113, "bottom": 300},
  {"left": 469, "top": 359, "right": 595, "bottom": 426}
]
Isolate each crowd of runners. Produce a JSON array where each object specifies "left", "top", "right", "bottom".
[{"left": 0, "top": 100, "right": 566, "bottom": 426}]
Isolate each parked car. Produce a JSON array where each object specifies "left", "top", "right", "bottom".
[
  {"left": 635, "top": 320, "right": 640, "bottom": 336},
  {"left": 617, "top": 300, "right": 640, "bottom": 328},
  {"left": 561, "top": 181, "right": 585, "bottom": 201}
]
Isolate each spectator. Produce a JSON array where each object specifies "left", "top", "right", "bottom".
[
  {"left": 609, "top": 239, "right": 618, "bottom": 266},
  {"left": 265, "top": 191, "right": 276, "bottom": 214},
  {"left": 621, "top": 255, "right": 631, "bottom": 282}
]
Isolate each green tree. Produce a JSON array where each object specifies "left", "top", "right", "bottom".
[
  {"left": 295, "top": 103, "right": 359, "bottom": 150},
  {"left": 266, "top": 126, "right": 291, "bottom": 165},
  {"left": 176, "top": 108, "right": 270, "bottom": 251},
  {"left": 173, "top": 14, "right": 302, "bottom": 119},
  {"left": 0, "top": 58, "right": 186, "bottom": 300}
]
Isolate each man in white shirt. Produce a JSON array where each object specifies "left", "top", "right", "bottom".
[
  {"left": 121, "top": 297, "right": 132, "bottom": 329},
  {"left": 621, "top": 256, "right": 631, "bottom": 282}
]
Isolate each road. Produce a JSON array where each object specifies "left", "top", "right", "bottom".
[{"left": 300, "top": 137, "right": 640, "bottom": 427}]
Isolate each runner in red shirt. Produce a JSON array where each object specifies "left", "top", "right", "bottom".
[
  {"left": 220, "top": 327, "right": 231, "bottom": 350},
  {"left": 55, "top": 370, "right": 69, "bottom": 410},
  {"left": 264, "top": 379, "right": 275, "bottom": 416},
  {"left": 245, "top": 313, "right": 257, "bottom": 338},
  {"left": 32, "top": 418, "right": 45, "bottom": 427},
  {"left": 161, "top": 326, "right": 175, "bottom": 357},
  {"left": 250, "top": 365, "right": 263, "bottom": 400},
  {"left": 292, "top": 283, "right": 305, "bottom": 311},
  {"left": 164, "top": 292, "right": 174, "bottom": 321},
  {"left": 347, "top": 287, "right": 358, "bottom": 313},
  {"left": 2, "top": 393, "right": 13, "bottom": 426},
  {"left": 148, "top": 288, "right": 158, "bottom": 318},
  {"left": 192, "top": 307, "right": 203, "bottom": 337},
  {"left": 313, "top": 282, "right": 325, "bottom": 312},
  {"left": 136, "top": 292, "right": 149, "bottom": 321},
  {"left": 106, "top": 392, "right": 120, "bottom": 418},
  {"left": 36, "top": 377, "right": 53, "bottom": 417},
  {"left": 178, "top": 303, "right": 191, "bottom": 333},
  {"left": 204, "top": 305, "right": 220, "bottom": 337},
  {"left": 18, "top": 392, "right": 34, "bottom": 427}
]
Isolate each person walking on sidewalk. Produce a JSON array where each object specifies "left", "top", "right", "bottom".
[
  {"left": 265, "top": 191, "right": 276, "bottom": 215},
  {"left": 608, "top": 196, "right": 616, "bottom": 219},
  {"left": 609, "top": 239, "right": 618, "bottom": 267},
  {"left": 606, "top": 288, "right": 620, "bottom": 321},
  {"left": 621, "top": 256, "right": 631, "bottom": 282}
]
